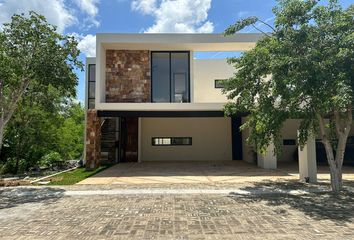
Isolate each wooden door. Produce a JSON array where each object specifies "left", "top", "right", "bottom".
[{"left": 122, "top": 117, "right": 138, "bottom": 162}]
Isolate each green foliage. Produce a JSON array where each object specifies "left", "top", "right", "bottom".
[
  {"left": 2, "top": 99, "right": 85, "bottom": 174},
  {"left": 0, "top": 12, "right": 84, "bottom": 174},
  {"left": 47, "top": 166, "right": 111, "bottom": 185},
  {"left": 223, "top": 0, "right": 354, "bottom": 155},
  {"left": 0, "top": 158, "right": 26, "bottom": 175},
  {"left": 40, "top": 152, "right": 63, "bottom": 168},
  {"left": 0, "top": 11, "right": 83, "bottom": 99},
  {"left": 224, "top": 17, "right": 259, "bottom": 35},
  {"left": 57, "top": 102, "right": 85, "bottom": 159}
]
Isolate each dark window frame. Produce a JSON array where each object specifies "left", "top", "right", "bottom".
[
  {"left": 88, "top": 64, "right": 96, "bottom": 109},
  {"left": 151, "top": 51, "right": 191, "bottom": 103},
  {"left": 215, "top": 79, "right": 226, "bottom": 89},
  {"left": 152, "top": 137, "right": 192, "bottom": 146},
  {"left": 283, "top": 139, "right": 296, "bottom": 146}
]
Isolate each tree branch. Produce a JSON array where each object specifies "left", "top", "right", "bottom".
[
  {"left": 251, "top": 24, "right": 272, "bottom": 37},
  {"left": 257, "top": 19, "right": 276, "bottom": 32},
  {"left": 334, "top": 110, "right": 343, "bottom": 138}
]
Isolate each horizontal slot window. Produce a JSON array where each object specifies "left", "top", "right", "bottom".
[
  {"left": 215, "top": 79, "right": 226, "bottom": 88},
  {"left": 152, "top": 137, "right": 192, "bottom": 146},
  {"left": 283, "top": 139, "right": 296, "bottom": 146}
]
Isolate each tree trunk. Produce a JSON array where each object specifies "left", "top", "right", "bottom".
[
  {"left": 317, "top": 110, "right": 352, "bottom": 194},
  {"left": 0, "top": 119, "right": 4, "bottom": 155},
  {"left": 329, "top": 166, "right": 342, "bottom": 193},
  {"left": 321, "top": 137, "right": 342, "bottom": 193}
]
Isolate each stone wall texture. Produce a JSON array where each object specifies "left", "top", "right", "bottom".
[
  {"left": 85, "top": 109, "right": 101, "bottom": 169},
  {"left": 106, "top": 50, "right": 151, "bottom": 103}
]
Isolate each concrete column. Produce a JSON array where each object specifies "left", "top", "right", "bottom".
[
  {"left": 257, "top": 142, "right": 277, "bottom": 169},
  {"left": 298, "top": 132, "right": 317, "bottom": 183}
]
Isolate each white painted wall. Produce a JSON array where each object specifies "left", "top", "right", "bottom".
[
  {"left": 193, "top": 59, "right": 234, "bottom": 103},
  {"left": 140, "top": 117, "right": 232, "bottom": 161},
  {"left": 280, "top": 119, "right": 301, "bottom": 162}
]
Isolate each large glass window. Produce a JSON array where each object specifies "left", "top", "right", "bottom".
[
  {"left": 151, "top": 52, "right": 190, "bottom": 103},
  {"left": 151, "top": 53, "right": 170, "bottom": 102},
  {"left": 88, "top": 64, "right": 96, "bottom": 109}
]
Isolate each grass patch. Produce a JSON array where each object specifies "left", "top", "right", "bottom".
[{"left": 46, "top": 165, "right": 112, "bottom": 185}]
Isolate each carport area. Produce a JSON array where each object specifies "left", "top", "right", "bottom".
[{"left": 78, "top": 161, "right": 354, "bottom": 185}]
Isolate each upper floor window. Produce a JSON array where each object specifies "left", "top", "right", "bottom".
[
  {"left": 151, "top": 52, "right": 190, "bottom": 103},
  {"left": 88, "top": 64, "right": 95, "bottom": 109}
]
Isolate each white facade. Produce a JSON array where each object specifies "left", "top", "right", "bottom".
[
  {"left": 85, "top": 33, "right": 318, "bottom": 177},
  {"left": 94, "top": 33, "right": 262, "bottom": 111}
]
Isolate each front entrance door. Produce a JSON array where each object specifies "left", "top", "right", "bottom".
[
  {"left": 231, "top": 117, "right": 243, "bottom": 160},
  {"left": 120, "top": 117, "right": 138, "bottom": 162}
]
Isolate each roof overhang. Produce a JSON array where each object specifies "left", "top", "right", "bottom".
[{"left": 97, "top": 33, "right": 264, "bottom": 52}]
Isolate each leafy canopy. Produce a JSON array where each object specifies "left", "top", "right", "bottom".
[
  {"left": 0, "top": 11, "right": 83, "bottom": 129},
  {"left": 223, "top": 0, "right": 354, "bottom": 154}
]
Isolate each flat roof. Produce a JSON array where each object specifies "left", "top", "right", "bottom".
[{"left": 97, "top": 33, "right": 263, "bottom": 51}]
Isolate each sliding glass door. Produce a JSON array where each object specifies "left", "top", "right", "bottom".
[{"left": 151, "top": 51, "right": 190, "bottom": 103}]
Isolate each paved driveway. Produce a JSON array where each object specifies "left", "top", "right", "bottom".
[
  {"left": 1, "top": 162, "right": 354, "bottom": 239},
  {"left": 78, "top": 161, "right": 354, "bottom": 185},
  {"left": 1, "top": 186, "right": 354, "bottom": 240}
]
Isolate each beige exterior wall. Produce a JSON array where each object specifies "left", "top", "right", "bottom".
[
  {"left": 280, "top": 119, "right": 301, "bottom": 162},
  {"left": 193, "top": 59, "right": 234, "bottom": 103},
  {"left": 140, "top": 117, "right": 232, "bottom": 161}
]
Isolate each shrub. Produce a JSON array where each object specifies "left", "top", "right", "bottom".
[
  {"left": 0, "top": 158, "right": 27, "bottom": 175},
  {"left": 40, "top": 152, "right": 64, "bottom": 169}
]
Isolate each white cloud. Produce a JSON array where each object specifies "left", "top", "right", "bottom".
[
  {"left": 0, "top": 0, "right": 76, "bottom": 33},
  {"left": 73, "top": 0, "right": 99, "bottom": 17},
  {"left": 73, "top": 0, "right": 100, "bottom": 27},
  {"left": 76, "top": 34, "right": 96, "bottom": 57},
  {"left": 131, "top": 0, "right": 157, "bottom": 14},
  {"left": 131, "top": 0, "right": 214, "bottom": 33},
  {"left": 0, "top": 0, "right": 101, "bottom": 32}
]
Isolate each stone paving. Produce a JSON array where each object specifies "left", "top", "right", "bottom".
[
  {"left": 1, "top": 162, "right": 354, "bottom": 239},
  {"left": 1, "top": 185, "right": 354, "bottom": 240},
  {"left": 77, "top": 161, "right": 354, "bottom": 185}
]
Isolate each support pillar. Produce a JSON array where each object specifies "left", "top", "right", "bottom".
[
  {"left": 85, "top": 109, "right": 101, "bottom": 169},
  {"left": 257, "top": 142, "right": 277, "bottom": 169},
  {"left": 298, "top": 132, "right": 317, "bottom": 183}
]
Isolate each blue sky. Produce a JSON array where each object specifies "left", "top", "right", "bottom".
[{"left": 0, "top": 0, "right": 352, "bottom": 102}]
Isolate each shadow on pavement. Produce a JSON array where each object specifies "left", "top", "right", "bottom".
[
  {"left": 228, "top": 180, "right": 354, "bottom": 223},
  {"left": 0, "top": 187, "right": 65, "bottom": 210}
]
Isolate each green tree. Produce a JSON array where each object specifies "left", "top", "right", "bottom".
[
  {"left": 3, "top": 84, "right": 66, "bottom": 173},
  {"left": 0, "top": 11, "right": 83, "bottom": 154},
  {"left": 2, "top": 84, "right": 85, "bottom": 173},
  {"left": 56, "top": 101, "right": 85, "bottom": 160},
  {"left": 223, "top": 0, "right": 354, "bottom": 193}
]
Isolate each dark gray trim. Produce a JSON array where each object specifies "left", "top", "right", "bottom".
[
  {"left": 87, "top": 64, "right": 96, "bottom": 109},
  {"left": 231, "top": 117, "right": 243, "bottom": 160},
  {"left": 283, "top": 139, "right": 296, "bottom": 146},
  {"left": 97, "top": 110, "right": 227, "bottom": 118}
]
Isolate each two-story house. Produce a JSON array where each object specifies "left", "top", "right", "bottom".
[{"left": 84, "top": 33, "right": 321, "bottom": 181}]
